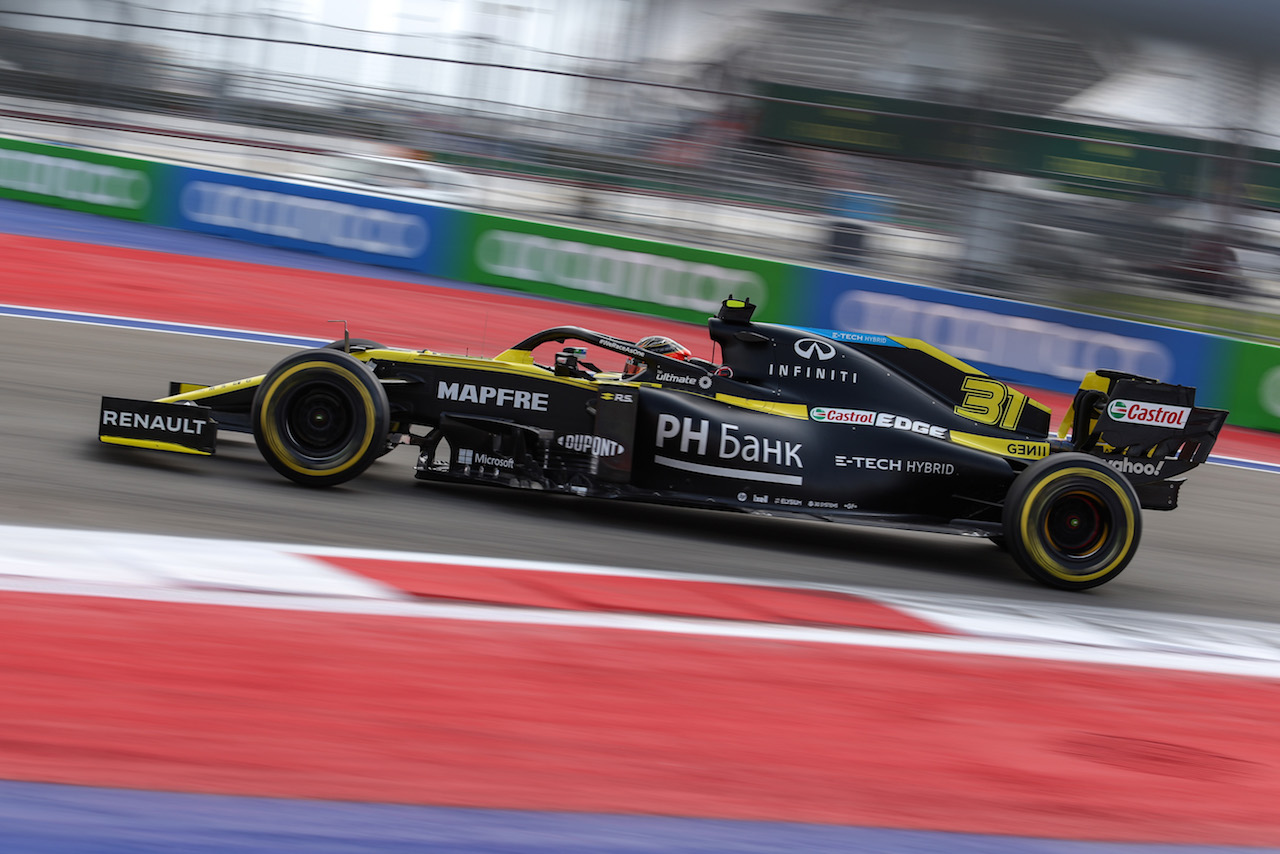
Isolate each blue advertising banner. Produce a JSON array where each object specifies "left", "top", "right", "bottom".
[
  {"left": 807, "top": 270, "right": 1219, "bottom": 400},
  {"left": 163, "top": 168, "right": 460, "bottom": 274}
]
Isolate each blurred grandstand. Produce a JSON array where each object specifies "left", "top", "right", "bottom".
[{"left": 3, "top": 0, "right": 1280, "bottom": 341}]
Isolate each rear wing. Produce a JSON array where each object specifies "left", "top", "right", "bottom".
[{"left": 1059, "top": 370, "right": 1228, "bottom": 508}]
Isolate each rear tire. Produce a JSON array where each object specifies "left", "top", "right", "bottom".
[
  {"left": 252, "top": 349, "right": 390, "bottom": 487},
  {"left": 1002, "top": 453, "right": 1142, "bottom": 590}
]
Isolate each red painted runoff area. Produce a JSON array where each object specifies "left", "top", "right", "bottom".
[
  {"left": 314, "top": 556, "right": 951, "bottom": 633},
  {"left": 2, "top": 590, "right": 1278, "bottom": 847},
  {"left": 0, "top": 233, "right": 706, "bottom": 361}
]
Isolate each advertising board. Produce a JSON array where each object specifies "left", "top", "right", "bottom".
[
  {"left": 0, "top": 138, "right": 165, "bottom": 221},
  {"left": 165, "top": 167, "right": 459, "bottom": 272},
  {"left": 1216, "top": 337, "right": 1280, "bottom": 432},
  {"left": 808, "top": 269, "right": 1223, "bottom": 403},
  {"left": 452, "top": 213, "right": 806, "bottom": 324}
]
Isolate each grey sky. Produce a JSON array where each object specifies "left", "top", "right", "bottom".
[{"left": 960, "top": 0, "right": 1280, "bottom": 55}]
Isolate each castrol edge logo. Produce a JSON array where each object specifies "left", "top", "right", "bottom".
[
  {"left": 810, "top": 407, "right": 948, "bottom": 439},
  {"left": 1107, "top": 399, "right": 1190, "bottom": 428}
]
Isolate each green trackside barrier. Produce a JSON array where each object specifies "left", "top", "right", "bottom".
[
  {"left": 449, "top": 211, "right": 809, "bottom": 326},
  {"left": 0, "top": 137, "right": 168, "bottom": 222},
  {"left": 1218, "top": 336, "right": 1280, "bottom": 433}
]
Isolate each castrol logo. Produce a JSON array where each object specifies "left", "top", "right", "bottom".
[
  {"left": 810, "top": 407, "right": 875, "bottom": 424},
  {"left": 1107, "top": 399, "right": 1190, "bottom": 428}
]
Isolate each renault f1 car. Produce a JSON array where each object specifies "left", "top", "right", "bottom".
[{"left": 99, "top": 297, "right": 1227, "bottom": 590}]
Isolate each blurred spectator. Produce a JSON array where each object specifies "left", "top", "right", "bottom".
[{"left": 1141, "top": 237, "right": 1243, "bottom": 298}]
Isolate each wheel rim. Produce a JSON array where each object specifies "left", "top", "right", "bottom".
[
  {"left": 1042, "top": 488, "right": 1109, "bottom": 560},
  {"left": 280, "top": 381, "right": 359, "bottom": 462}
]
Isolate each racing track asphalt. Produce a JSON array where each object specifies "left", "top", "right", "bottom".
[{"left": 3, "top": 313, "right": 1279, "bottom": 624}]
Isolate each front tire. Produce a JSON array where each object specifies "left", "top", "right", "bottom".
[
  {"left": 1002, "top": 453, "right": 1142, "bottom": 590},
  {"left": 252, "top": 349, "right": 390, "bottom": 487}
]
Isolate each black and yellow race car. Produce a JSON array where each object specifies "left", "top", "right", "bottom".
[{"left": 99, "top": 297, "right": 1226, "bottom": 590}]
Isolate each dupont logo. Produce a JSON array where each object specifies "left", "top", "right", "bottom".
[
  {"left": 1107, "top": 399, "right": 1190, "bottom": 428},
  {"left": 557, "top": 434, "right": 625, "bottom": 456}
]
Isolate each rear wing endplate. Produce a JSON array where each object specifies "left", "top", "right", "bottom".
[{"left": 1059, "top": 371, "right": 1227, "bottom": 484}]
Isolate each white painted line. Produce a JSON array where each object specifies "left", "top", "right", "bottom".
[
  {"left": 0, "top": 524, "right": 403, "bottom": 599},
  {"left": 4, "top": 523, "right": 1280, "bottom": 674},
  {"left": 1208, "top": 455, "right": 1280, "bottom": 475},
  {"left": 871, "top": 591, "right": 1280, "bottom": 663},
  {"left": 0, "top": 303, "right": 324, "bottom": 347},
  {"left": 1, "top": 573, "right": 1279, "bottom": 679},
  {"left": 289, "top": 539, "right": 1280, "bottom": 664}
]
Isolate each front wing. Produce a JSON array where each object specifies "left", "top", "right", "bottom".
[{"left": 99, "top": 397, "right": 219, "bottom": 455}]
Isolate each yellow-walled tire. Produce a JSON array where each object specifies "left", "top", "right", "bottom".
[
  {"left": 252, "top": 349, "right": 390, "bottom": 487},
  {"left": 1002, "top": 453, "right": 1142, "bottom": 590}
]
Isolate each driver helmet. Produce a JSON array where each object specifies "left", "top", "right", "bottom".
[{"left": 623, "top": 335, "right": 691, "bottom": 378}]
